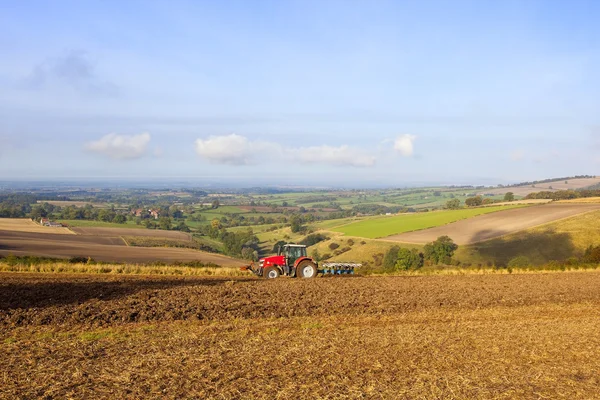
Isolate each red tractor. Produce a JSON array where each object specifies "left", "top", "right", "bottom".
[
  {"left": 243, "top": 244, "right": 318, "bottom": 279},
  {"left": 241, "top": 244, "right": 361, "bottom": 279}
]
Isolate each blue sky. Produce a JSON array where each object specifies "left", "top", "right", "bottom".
[{"left": 1, "top": 0, "right": 599, "bottom": 186}]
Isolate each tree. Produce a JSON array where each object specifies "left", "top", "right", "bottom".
[
  {"left": 423, "top": 236, "right": 458, "bottom": 265},
  {"left": 383, "top": 245, "right": 401, "bottom": 271},
  {"left": 290, "top": 215, "right": 304, "bottom": 233},
  {"left": 465, "top": 196, "right": 483, "bottom": 207},
  {"left": 211, "top": 218, "right": 222, "bottom": 230},
  {"left": 503, "top": 192, "right": 515, "bottom": 202},
  {"left": 395, "top": 248, "right": 424, "bottom": 271},
  {"left": 211, "top": 199, "right": 220, "bottom": 209},
  {"left": 272, "top": 240, "right": 287, "bottom": 253},
  {"left": 159, "top": 217, "right": 172, "bottom": 230},
  {"left": 445, "top": 198, "right": 461, "bottom": 210}
]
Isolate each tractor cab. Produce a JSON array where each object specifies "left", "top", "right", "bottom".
[{"left": 279, "top": 244, "right": 307, "bottom": 267}]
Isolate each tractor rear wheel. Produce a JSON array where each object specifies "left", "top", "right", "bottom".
[
  {"left": 297, "top": 261, "right": 317, "bottom": 278},
  {"left": 263, "top": 266, "right": 280, "bottom": 279}
]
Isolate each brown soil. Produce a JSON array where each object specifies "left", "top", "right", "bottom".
[
  {"left": 2, "top": 272, "right": 600, "bottom": 399},
  {"left": 0, "top": 230, "right": 242, "bottom": 265},
  {"left": 386, "top": 203, "right": 600, "bottom": 244},
  {"left": 72, "top": 227, "right": 192, "bottom": 241},
  {"left": 2, "top": 272, "right": 600, "bottom": 328}
]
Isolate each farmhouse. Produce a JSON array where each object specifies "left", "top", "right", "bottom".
[{"left": 39, "top": 218, "right": 63, "bottom": 227}]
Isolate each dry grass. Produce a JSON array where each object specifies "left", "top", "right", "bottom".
[
  {"left": 0, "top": 262, "right": 245, "bottom": 276},
  {"left": 2, "top": 272, "right": 600, "bottom": 399},
  {"left": 0, "top": 218, "right": 74, "bottom": 235},
  {"left": 557, "top": 197, "right": 600, "bottom": 204}
]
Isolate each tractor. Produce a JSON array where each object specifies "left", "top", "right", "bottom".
[{"left": 241, "top": 243, "right": 361, "bottom": 279}]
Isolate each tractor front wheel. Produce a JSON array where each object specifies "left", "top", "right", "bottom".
[
  {"left": 297, "top": 261, "right": 317, "bottom": 278},
  {"left": 263, "top": 266, "right": 280, "bottom": 279}
]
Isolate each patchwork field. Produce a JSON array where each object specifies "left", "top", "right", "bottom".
[
  {"left": 2, "top": 272, "right": 600, "bottom": 399},
  {"left": 386, "top": 203, "right": 600, "bottom": 245},
  {"left": 330, "top": 205, "right": 526, "bottom": 238},
  {"left": 0, "top": 218, "right": 74, "bottom": 235}
]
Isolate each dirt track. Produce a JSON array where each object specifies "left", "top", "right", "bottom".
[
  {"left": 385, "top": 203, "right": 600, "bottom": 245},
  {"left": 0, "top": 230, "right": 242, "bottom": 265}
]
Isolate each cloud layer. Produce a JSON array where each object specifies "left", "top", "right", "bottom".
[
  {"left": 23, "top": 50, "right": 118, "bottom": 96},
  {"left": 195, "top": 134, "right": 376, "bottom": 167},
  {"left": 393, "top": 134, "right": 416, "bottom": 157},
  {"left": 85, "top": 133, "right": 151, "bottom": 159}
]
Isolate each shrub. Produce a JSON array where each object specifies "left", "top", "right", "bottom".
[
  {"left": 328, "top": 242, "right": 340, "bottom": 250},
  {"left": 299, "top": 233, "right": 329, "bottom": 246},
  {"left": 507, "top": 256, "right": 530, "bottom": 268},
  {"left": 583, "top": 245, "right": 600, "bottom": 263},
  {"left": 346, "top": 239, "right": 355, "bottom": 246},
  {"left": 321, "top": 253, "right": 332, "bottom": 261}
]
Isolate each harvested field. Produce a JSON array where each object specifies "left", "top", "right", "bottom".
[
  {"left": 0, "top": 230, "right": 242, "bottom": 265},
  {"left": 71, "top": 227, "right": 191, "bottom": 241},
  {"left": 558, "top": 197, "right": 600, "bottom": 203},
  {"left": 2, "top": 272, "right": 600, "bottom": 399},
  {"left": 386, "top": 203, "right": 600, "bottom": 245},
  {"left": 0, "top": 218, "right": 74, "bottom": 235},
  {"left": 481, "top": 177, "right": 600, "bottom": 196}
]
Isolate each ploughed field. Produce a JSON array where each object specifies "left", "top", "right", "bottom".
[
  {"left": 2, "top": 272, "right": 600, "bottom": 399},
  {"left": 385, "top": 203, "right": 600, "bottom": 244},
  {"left": 71, "top": 227, "right": 192, "bottom": 240},
  {"left": 0, "top": 221, "right": 241, "bottom": 265}
]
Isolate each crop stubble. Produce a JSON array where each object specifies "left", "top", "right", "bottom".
[{"left": 1, "top": 272, "right": 600, "bottom": 399}]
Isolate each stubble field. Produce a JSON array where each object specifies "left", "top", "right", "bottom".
[{"left": 2, "top": 271, "right": 600, "bottom": 399}]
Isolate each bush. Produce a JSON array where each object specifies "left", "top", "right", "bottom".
[
  {"left": 583, "top": 245, "right": 600, "bottom": 263},
  {"left": 346, "top": 239, "right": 355, "bottom": 246},
  {"left": 321, "top": 253, "right": 332, "bottom": 261},
  {"left": 507, "top": 256, "right": 530, "bottom": 268},
  {"left": 299, "top": 233, "right": 329, "bottom": 246},
  {"left": 328, "top": 242, "right": 340, "bottom": 250}
]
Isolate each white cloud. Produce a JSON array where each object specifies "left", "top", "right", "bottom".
[
  {"left": 194, "top": 134, "right": 263, "bottom": 165},
  {"left": 393, "top": 134, "right": 416, "bottom": 157},
  {"left": 194, "top": 134, "right": 376, "bottom": 167},
  {"left": 85, "top": 133, "right": 150, "bottom": 160}
]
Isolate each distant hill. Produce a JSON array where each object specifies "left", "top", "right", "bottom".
[{"left": 481, "top": 176, "right": 600, "bottom": 196}]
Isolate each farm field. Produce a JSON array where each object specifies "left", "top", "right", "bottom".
[
  {"left": 331, "top": 205, "right": 526, "bottom": 238},
  {"left": 59, "top": 219, "right": 145, "bottom": 228},
  {"left": 481, "top": 176, "right": 600, "bottom": 196},
  {"left": 0, "top": 230, "right": 242, "bottom": 266},
  {"left": 386, "top": 203, "right": 600, "bottom": 245},
  {"left": 0, "top": 218, "right": 74, "bottom": 235},
  {"left": 456, "top": 209, "right": 600, "bottom": 266},
  {"left": 2, "top": 272, "right": 600, "bottom": 398},
  {"left": 71, "top": 227, "right": 191, "bottom": 241}
]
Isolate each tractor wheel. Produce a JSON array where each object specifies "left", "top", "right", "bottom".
[
  {"left": 297, "top": 261, "right": 317, "bottom": 279},
  {"left": 263, "top": 266, "right": 280, "bottom": 279}
]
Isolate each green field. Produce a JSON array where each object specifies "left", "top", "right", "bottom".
[{"left": 330, "top": 205, "right": 526, "bottom": 238}]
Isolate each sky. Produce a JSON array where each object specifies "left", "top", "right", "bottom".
[{"left": 1, "top": 0, "right": 599, "bottom": 187}]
